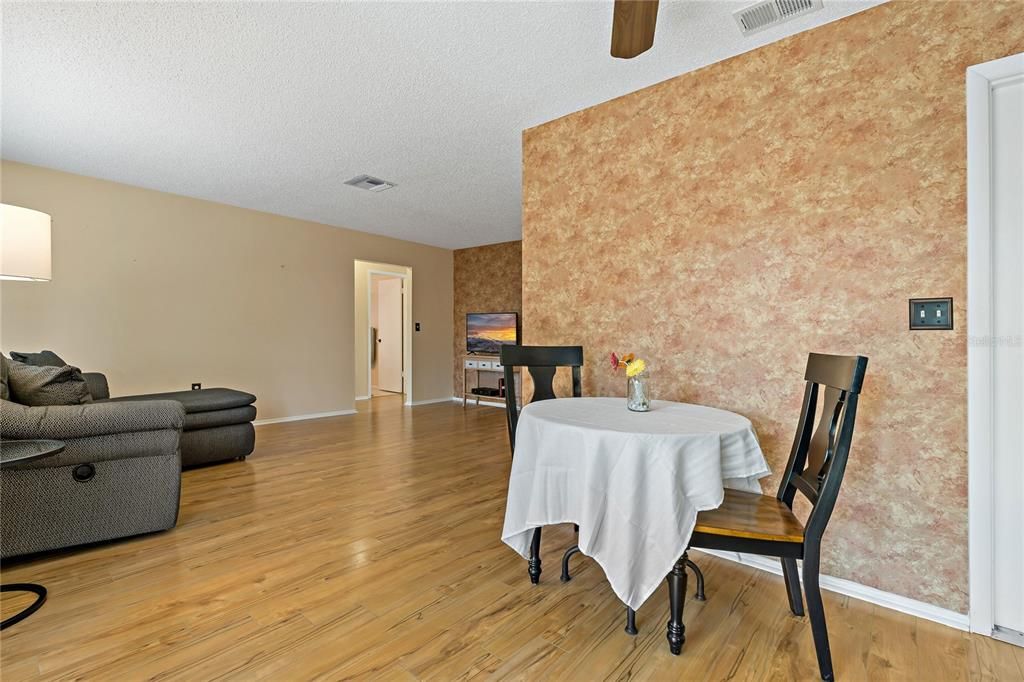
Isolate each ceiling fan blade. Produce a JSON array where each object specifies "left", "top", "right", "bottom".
[{"left": 610, "top": 0, "right": 659, "bottom": 59}]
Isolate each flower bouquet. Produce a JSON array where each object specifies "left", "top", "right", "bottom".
[{"left": 611, "top": 352, "right": 650, "bottom": 412}]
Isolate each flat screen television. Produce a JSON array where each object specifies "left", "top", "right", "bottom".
[{"left": 467, "top": 312, "right": 519, "bottom": 355}]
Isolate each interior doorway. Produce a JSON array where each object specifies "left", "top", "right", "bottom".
[
  {"left": 967, "top": 51, "right": 1024, "bottom": 647},
  {"left": 354, "top": 260, "right": 413, "bottom": 404},
  {"left": 371, "top": 274, "right": 404, "bottom": 395}
]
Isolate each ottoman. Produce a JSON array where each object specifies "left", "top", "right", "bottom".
[{"left": 109, "top": 388, "right": 256, "bottom": 467}]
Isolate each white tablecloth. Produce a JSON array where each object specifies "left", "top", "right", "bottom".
[{"left": 501, "top": 397, "right": 770, "bottom": 610}]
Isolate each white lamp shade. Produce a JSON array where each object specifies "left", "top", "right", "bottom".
[{"left": 0, "top": 203, "right": 52, "bottom": 281}]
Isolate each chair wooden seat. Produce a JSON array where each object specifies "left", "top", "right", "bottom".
[{"left": 694, "top": 489, "right": 804, "bottom": 543}]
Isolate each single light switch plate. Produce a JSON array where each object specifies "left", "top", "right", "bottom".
[{"left": 909, "top": 297, "right": 953, "bottom": 330}]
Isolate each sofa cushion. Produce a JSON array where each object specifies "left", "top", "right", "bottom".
[
  {"left": 82, "top": 372, "right": 110, "bottom": 401},
  {"left": 9, "top": 350, "right": 68, "bottom": 367},
  {"left": 1, "top": 355, "right": 9, "bottom": 401},
  {"left": 110, "top": 388, "right": 256, "bottom": 415},
  {"left": 1, "top": 398, "right": 184, "bottom": 442},
  {"left": 6, "top": 359, "right": 93, "bottom": 407},
  {"left": 183, "top": 405, "right": 257, "bottom": 431}
]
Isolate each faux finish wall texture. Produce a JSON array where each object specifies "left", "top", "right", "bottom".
[
  {"left": 522, "top": 1, "right": 1023, "bottom": 613},
  {"left": 453, "top": 241, "right": 522, "bottom": 398}
]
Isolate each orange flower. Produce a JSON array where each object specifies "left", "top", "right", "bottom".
[{"left": 622, "top": 353, "right": 635, "bottom": 364}]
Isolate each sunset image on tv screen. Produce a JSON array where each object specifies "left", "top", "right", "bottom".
[{"left": 467, "top": 313, "right": 518, "bottom": 354}]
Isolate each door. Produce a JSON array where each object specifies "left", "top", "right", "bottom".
[
  {"left": 376, "top": 277, "right": 404, "bottom": 394},
  {"left": 991, "top": 72, "right": 1024, "bottom": 638}
]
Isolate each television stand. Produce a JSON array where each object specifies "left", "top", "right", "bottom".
[{"left": 462, "top": 354, "right": 521, "bottom": 409}]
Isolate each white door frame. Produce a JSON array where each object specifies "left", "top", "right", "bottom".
[
  {"left": 967, "top": 51, "right": 1024, "bottom": 640},
  {"left": 365, "top": 267, "right": 413, "bottom": 405}
]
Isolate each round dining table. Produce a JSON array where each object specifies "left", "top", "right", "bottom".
[{"left": 501, "top": 397, "right": 771, "bottom": 611}]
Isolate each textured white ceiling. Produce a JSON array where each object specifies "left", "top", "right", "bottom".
[{"left": 1, "top": 1, "right": 883, "bottom": 249}]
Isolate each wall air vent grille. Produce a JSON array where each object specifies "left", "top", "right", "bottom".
[
  {"left": 344, "top": 175, "right": 396, "bottom": 192},
  {"left": 734, "top": 0, "right": 823, "bottom": 36},
  {"left": 777, "top": 0, "right": 815, "bottom": 17}
]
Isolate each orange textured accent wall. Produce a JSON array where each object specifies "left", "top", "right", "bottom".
[
  {"left": 453, "top": 241, "right": 523, "bottom": 398},
  {"left": 522, "top": 1, "right": 1022, "bottom": 612}
]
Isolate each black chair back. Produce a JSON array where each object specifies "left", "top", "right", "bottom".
[
  {"left": 499, "top": 345, "right": 583, "bottom": 454},
  {"left": 776, "top": 352, "right": 868, "bottom": 548}
]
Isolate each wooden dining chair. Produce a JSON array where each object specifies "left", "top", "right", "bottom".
[
  {"left": 500, "top": 344, "right": 583, "bottom": 585},
  {"left": 666, "top": 352, "right": 867, "bottom": 681}
]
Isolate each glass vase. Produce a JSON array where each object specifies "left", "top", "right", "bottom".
[{"left": 627, "top": 372, "right": 650, "bottom": 412}]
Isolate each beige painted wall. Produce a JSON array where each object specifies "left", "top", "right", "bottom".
[
  {"left": 0, "top": 161, "right": 454, "bottom": 420},
  {"left": 353, "top": 261, "right": 412, "bottom": 399}
]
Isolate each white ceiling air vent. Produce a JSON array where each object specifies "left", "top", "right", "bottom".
[
  {"left": 344, "top": 174, "right": 396, "bottom": 192},
  {"left": 734, "top": 0, "right": 823, "bottom": 36}
]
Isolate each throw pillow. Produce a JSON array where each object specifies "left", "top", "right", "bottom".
[
  {"left": 9, "top": 350, "right": 68, "bottom": 367},
  {"left": 0, "top": 355, "right": 9, "bottom": 401},
  {"left": 6, "top": 359, "right": 93, "bottom": 406}
]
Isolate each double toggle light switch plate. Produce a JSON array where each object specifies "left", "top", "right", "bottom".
[{"left": 909, "top": 298, "right": 953, "bottom": 330}]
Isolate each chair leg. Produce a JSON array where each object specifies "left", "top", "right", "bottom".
[
  {"left": 560, "top": 545, "right": 581, "bottom": 582},
  {"left": 781, "top": 557, "right": 804, "bottom": 616},
  {"left": 803, "top": 552, "right": 834, "bottom": 681},
  {"left": 560, "top": 524, "right": 582, "bottom": 581},
  {"left": 684, "top": 558, "right": 706, "bottom": 601},
  {"left": 625, "top": 606, "right": 637, "bottom": 635},
  {"left": 665, "top": 552, "right": 688, "bottom": 655},
  {"left": 528, "top": 527, "right": 542, "bottom": 584}
]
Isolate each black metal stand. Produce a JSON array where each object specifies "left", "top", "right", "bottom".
[
  {"left": 560, "top": 545, "right": 580, "bottom": 582},
  {"left": 1, "top": 583, "right": 47, "bottom": 630},
  {"left": 685, "top": 557, "right": 706, "bottom": 601}
]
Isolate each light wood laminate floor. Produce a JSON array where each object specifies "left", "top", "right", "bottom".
[{"left": 2, "top": 396, "right": 1022, "bottom": 680}]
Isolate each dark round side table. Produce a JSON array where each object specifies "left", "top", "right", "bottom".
[{"left": 0, "top": 438, "right": 64, "bottom": 631}]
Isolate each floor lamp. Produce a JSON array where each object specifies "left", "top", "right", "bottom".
[
  {"left": 1, "top": 203, "right": 52, "bottom": 282},
  {"left": 0, "top": 201, "right": 53, "bottom": 630}
]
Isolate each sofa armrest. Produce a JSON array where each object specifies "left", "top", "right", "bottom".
[
  {"left": 1, "top": 399, "right": 185, "bottom": 441},
  {"left": 82, "top": 372, "right": 110, "bottom": 400}
]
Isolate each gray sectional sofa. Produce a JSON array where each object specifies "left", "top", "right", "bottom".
[
  {"left": 1, "top": 397, "right": 185, "bottom": 558},
  {"left": 0, "top": 351, "right": 257, "bottom": 558}
]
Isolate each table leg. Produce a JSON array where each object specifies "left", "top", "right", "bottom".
[
  {"left": 666, "top": 552, "right": 687, "bottom": 655},
  {"left": 625, "top": 606, "right": 638, "bottom": 635},
  {"left": 528, "top": 527, "right": 542, "bottom": 584},
  {"left": 1, "top": 583, "right": 47, "bottom": 630}
]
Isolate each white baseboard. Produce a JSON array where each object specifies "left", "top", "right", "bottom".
[
  {"left": 405, "top": 397, "right": 455, "bottom": 406},
  {"left": 700, "top": 550, "right": 969, "bottom": 632},
  {"left": 355, "top": 395, "right": 370, "bottom": 401},
  {"left": 254, "top": 410, "right": 356, "bottom": 426},
  {"left": 450, "top": 396, "right": 505, "bottom": 409}
]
